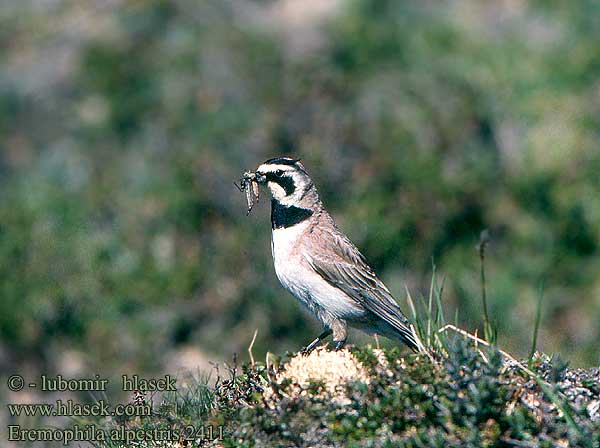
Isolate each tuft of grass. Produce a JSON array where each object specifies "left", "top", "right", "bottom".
[
  {"left": 477, "top": 229, "right": 496, "bottom": 345},
  {"left": 405, "top": 262, "right": 449, "bottom": 357},
  {"left": 405, "top": 260, "right": 589, "bottom": 442},
  {"left": 528, "top": 279, "right": 545, "bottom": 369},
  {"left": 86, "top": 371, "right": 219, "bottom": 448}
]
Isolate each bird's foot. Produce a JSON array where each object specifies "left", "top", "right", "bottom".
[
  {"left": 299, "top": 345, "right": 315, "bottom": 356},
  {"left": 333, "top": 339, "right": 347, "bottom": 351},
  {"left": 300, "top": 329, "right": 332, "bottom": 356},
  {"left": 299, "top": 339, "right": 318, "bottom": 355}
]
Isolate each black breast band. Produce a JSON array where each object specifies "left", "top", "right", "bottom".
[{"left": 271, "top": 200, "right": 313, "bottom": 229}]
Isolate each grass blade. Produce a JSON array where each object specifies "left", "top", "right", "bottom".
[{"left": 528, "top": 280, "right": 545, "bottom": 368}]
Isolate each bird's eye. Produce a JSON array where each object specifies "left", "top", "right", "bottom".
[{"left": 275, "top": 169, "right": 284, "bottom": 176}]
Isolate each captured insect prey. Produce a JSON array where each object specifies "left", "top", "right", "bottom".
[{"left": 235, "top": 171, "right": 260, "bottom": 215}]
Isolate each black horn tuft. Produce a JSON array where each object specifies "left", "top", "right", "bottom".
[{"left": 263, "top": 157, "right": 301, "bottom": 166}]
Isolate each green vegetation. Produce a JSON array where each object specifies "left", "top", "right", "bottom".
[
  {"left": 87, "top": 279, "right": 599, "bottom": 447},
  {"left": 216, "top": 344, "right": 599, "bottom": 447},
  {"left": 93, "top": 337, "right": 600, "bottom": 447}
]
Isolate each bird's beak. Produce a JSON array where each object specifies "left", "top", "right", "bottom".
[{"left": 255, "top": 171, "right": 267, "bottom": 184}]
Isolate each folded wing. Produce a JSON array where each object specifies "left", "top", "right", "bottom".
[{"left": 305, "top": 229, "right": 419, "bottom": 352}]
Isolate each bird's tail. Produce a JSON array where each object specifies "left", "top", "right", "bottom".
[
  {"left": 378, "top": 318, "right": 424, "bottom": 354},
  {"left": 394, "top": 324, "right": 421, "bottom": 353}
]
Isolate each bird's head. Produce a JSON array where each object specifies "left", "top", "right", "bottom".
[{"left": 255, "top": 157, "right": 314, "bottom": 206}]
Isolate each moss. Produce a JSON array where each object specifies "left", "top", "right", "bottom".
[
  {"left": 92, "top": 340, "right": 599, "bottom": 447},
  {"left": 216, "top": 341, "right": 599, "bottom": 447}
]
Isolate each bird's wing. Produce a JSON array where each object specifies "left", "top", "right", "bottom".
[{"left": 305, "top": 227, "right": 419, "bottom": 351}]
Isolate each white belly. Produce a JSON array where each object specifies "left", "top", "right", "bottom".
[{"left": 271, "top": 225, "right": 364, "bottom": 323}]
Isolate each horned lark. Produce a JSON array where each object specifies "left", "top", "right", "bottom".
[{"left": 247, "top": 157, "right": 419, "bottom": 353}]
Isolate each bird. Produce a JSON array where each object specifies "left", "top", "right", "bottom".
[{"left": 251, "top": 156, "right": 420, "bottom": 353}]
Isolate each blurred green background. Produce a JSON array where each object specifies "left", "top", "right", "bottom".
[{"left": 1, "top": 0, "right": 599, "bottom": 383}]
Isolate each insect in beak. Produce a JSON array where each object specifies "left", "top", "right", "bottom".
[{"left": 235, "top": 171, "right": 261, "bottom": 215}]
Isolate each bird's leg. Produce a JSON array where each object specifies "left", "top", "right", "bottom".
[
  {"left": 331, "top": 320, "right": 348, "bottom": 351},
  {"left": 333, "top": 339, "right": 347, "bottom": 351},
  {"left": 300, "top": 329, "right": 332, "bottom": 355}
]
